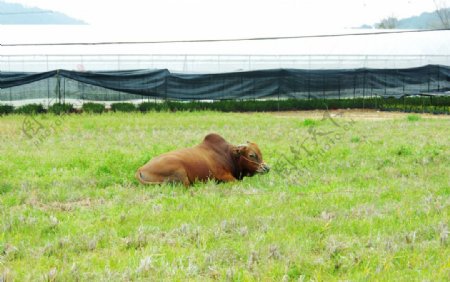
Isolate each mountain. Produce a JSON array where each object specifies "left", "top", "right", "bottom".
[
  {"left": 0, "top": 1, "right": 86, "bottom": 24},
  {"left": 396, "top": 9, "right": 448, "bottom": 29},
  {"left": 359, "top": 9, "right": 449, "bottom": 29}
]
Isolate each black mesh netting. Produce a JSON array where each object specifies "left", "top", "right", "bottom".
[{"left": 1, "top": 65, "right": 449, "bottom": 101}]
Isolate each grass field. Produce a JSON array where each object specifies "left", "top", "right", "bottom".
[{"left": 0, "top": 110, "right": 449, "bottom": 281}]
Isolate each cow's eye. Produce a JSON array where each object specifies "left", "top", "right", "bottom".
[{"left": 249, "top": 153, "right": 258, "bottom": 160}]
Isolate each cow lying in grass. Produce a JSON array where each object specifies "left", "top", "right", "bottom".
[{"left": 136, "top": 133, "right": 270, "bottom": 186}]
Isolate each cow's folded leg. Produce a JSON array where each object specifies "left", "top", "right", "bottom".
[
  {"left": 136, "top": 164, "right": 191, "bottom": 187},
  {"left": 164, "top": 169, "right": 191, "bottom": 187},
  {"left": 217, "top": 172, "right": 237, "bottom": 183},
  {"left": 135, "top": 169, "right": 165, "bottom": 185}
]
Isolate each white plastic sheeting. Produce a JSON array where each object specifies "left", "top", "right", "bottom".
[{"left": 1, "top": 26, "right": 449, "bottom": 72}]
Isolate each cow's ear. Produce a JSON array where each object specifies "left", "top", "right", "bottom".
[{"left": 232, "top": 145, "right": 245, "bottom": 157}]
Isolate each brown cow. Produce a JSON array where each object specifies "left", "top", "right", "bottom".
[{"left": 136, "top": 133, "right": 270, "bottom": 186}]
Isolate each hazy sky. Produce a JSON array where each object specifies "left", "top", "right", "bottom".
[
  {"left": 5, "top": 0, "right": 439, "bottom": 38},
  {"left": 2, "top": 0, "right": 448, "bottom": 58}
]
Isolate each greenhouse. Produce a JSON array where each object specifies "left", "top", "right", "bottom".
[{"left": 1, "top": 27, "right": 449, "bottom": 104}]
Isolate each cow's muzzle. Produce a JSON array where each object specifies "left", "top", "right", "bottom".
[{"left": 257, "top": 163, "right": 270, "bottom": 174}]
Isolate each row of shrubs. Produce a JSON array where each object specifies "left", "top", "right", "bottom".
[
  {"left": 1, "top": 97, "right": 449, "bottom": 115},
  {"left": 0, "top": 103, "right": 108, "bottom": 115}
]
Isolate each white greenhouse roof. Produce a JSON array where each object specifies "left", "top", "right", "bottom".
[{"left": 1, "top": 26, "right": 449, "bottom": 72}]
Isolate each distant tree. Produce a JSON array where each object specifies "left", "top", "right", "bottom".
[
  {"left": 375, "top": 16, "right": 398, "bottom": 29},
  {"left": 433, "top": 0, "right": 450, "bottom": 28},
  {"left": 359, "top": 24, "right": 373, "bottom": 29}
]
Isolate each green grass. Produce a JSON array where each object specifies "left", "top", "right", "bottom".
[
  {"left": 0, "top": 111, "right": 449, "bottom": 281},
  {"left": 406, "top": 114, "right": 421, "bottom": 122}
]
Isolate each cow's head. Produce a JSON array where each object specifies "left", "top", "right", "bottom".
[{"left": 232, "top": 141, "right": 270, "bottom": 178}]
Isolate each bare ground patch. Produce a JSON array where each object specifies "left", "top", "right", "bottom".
[
  {"left": 268, "top": 109, "right": 449, "bottom": 121},
  {"left": 26, "top": 197, "right": 105, "bottom": 212}
]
